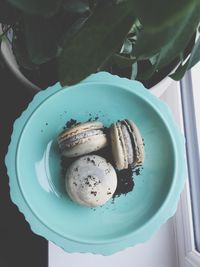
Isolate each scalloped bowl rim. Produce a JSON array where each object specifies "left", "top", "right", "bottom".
[{"left": 5, "top": 72, "right": 186, "bottom": 255}]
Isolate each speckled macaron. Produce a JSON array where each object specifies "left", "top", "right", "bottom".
[{"left": 65, "top": 155, "right": 117, "bottom": 207}]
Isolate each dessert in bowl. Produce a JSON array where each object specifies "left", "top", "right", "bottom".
[
  {"left": 5, "top": 72, "right": 186, "bottom": 254},
  {"left": 57, "top": 119, "right": 145, "bottom": 207}
]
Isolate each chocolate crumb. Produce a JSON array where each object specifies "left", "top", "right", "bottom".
[
  {"left": 66, "top": 119, "right": 77, "bottom": 128},
  {"left": 133, "top": 168, "right": 141, "bottom": 176},
  {"left": 91, "top": 191, "right": 97, "bottom": 196},
  {"left": 114, "top": 167, "right": 134, "bottom": 197}
]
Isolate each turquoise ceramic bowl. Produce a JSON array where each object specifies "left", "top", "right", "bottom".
[{"left": 5, "top": 72, "right": 186, "bottom": 255}]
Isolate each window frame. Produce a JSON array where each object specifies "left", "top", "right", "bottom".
[{"left": 174, "top": 70, "right": 200, "bottom": 267}]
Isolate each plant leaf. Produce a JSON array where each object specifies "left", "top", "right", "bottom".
[
  {"left": 131, "top": 62, "right": 138, "bottom": 79},
  {"left": 8, "top": 0, "right": 62, "bottom": 16},
  {"left": 63, "top": 0, "right": 90, "bottom": 14},
  {"left": 0, "top": 1, "right": 19, "bottom": 25},
  {"left": 169, "top": 61, "right": 189, "bottom": 81},
  {"left": 170, "top": 36, "right": 200, "bottom": 80},
  {"left": 12, "top": 27, "right": 38, "bottom": 70},
  {"left": 188, "top": 36, "right": 200, "bottom": 69},
  {"left": 156, "top": 3, "right": 200, "bottom": 70},
  {"left": 131, "top": 0, "right": 197, "bottom": 31},
  {"left": 58, "top": 16, "right": 89, "bottom": 48},
  {"left": 136, "top": 60, "right": 155, "bottom": 80},
  {"left": 133, "top": 3, "right": 200, "bottom": 59},
  {"left": 112, "top": 54, "right": 136, "bottom": 68},
  {"left": 23, "top": 15, "right": 60, "bottom": 64},
  {"left": 58, "top": 1, "right": 136, "bottom": 86},
  {"left": 120, "top": 38, "right": 132, "bottom": 54}
]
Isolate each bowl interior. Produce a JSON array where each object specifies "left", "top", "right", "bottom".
[{"left": 16, "top": 83, "right": 175, "bottom": 243}]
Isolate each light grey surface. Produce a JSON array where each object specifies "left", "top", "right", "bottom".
[{"left": 181, "top": 72, "right": 200, "bottom": 252}]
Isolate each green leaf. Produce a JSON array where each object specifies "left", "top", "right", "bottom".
[
  {"left": 23, "top": 15, "right": 62, "bottom": 64},
  {"left": 169, "top": 61, "right": 189, "bottom": 81},
  {"left": 121, "top": 38, "right": 132, "bottom": 54},
  {"left": 149, "top": 54, "right": 159, "bottom": 65},
  {"left": 63, "top": 0, "right": 90, "bottom": 13},
  {"left": 136, "top": 60, "right": 155, "bottom": 80},
  {"left": 134, "top": 3, "right": 200, "bottom": 59},
  {"left": 131, "top": 62, "right": 138, "bottom": 79},
  {"left": 0, "top": 1, "right": 19, "bottom": 25},
  {"left": 58, "top": 16, "right": 88, "bottom": 48},
  {"left": 8, "top": 0, "right": 62, "bottom": 16},
  {"left": 131, "top": 0, "right": 197, "bottom": 31},
  {"left": 170, "top": 36, "right": 200, "bottom": 80},
  {"left": 156, "top": 3, "right": 200, "bottom": 70},
  {"left": 188, "top": 36, "right": 200, "bottom": 69},
  {"left": 0, "top": 37, "right": 6, "bottom": 69},
  {"left": 133, "top": 28, "right": 173, "bottom": 59},
  {"left": 12, "top": 28, "right": 38, "bottom": 70},
  {"left": 112, "top": 54, "right": 136, "bottom": 68},
  {"left": 58, "top": 1, "right": 136, "bottom": 85}
]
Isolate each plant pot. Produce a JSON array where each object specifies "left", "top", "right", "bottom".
[
  {"left": 1, "top": 36, "right": 175, "bottom": 97},
  {"left": 0, "top": 32, "right": 40, "bottom": 93}
]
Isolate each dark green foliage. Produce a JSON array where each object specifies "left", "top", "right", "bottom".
[{"left": 0, "top": 0, "right": 199, "bottom": 86}]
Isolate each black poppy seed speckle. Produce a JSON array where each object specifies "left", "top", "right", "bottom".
[{"left": 91, "top": 191, "right": 97, "bottom": 196}]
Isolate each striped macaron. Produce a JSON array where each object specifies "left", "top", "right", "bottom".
[
  {"left": 58, "top": 121, "right": 108, "bottom": 157},
  {"left": 110, "top": 119, "right": 145, "bottom": 170}
]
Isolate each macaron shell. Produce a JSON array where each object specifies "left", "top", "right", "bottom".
[
  {"left": 121, "top": 123, "right": 134, "bottom": 165},
  {"left": 58, "top": 121, "right": 104, "bottom": 142},
  {"left": 65, "top": 155, "right": 117, "bottom": 207},
  {"left": 62, "top": 133, "right": 108, "bottom": 157},
  {"left": 110, "top": 123, "right": 128, "bottom": 170},
  {"left": 126, "top": 119, "right": 145, "bottom": 166}
]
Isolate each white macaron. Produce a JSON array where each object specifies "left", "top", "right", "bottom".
[{"left": 65, "top": 155, "right": 117, "bottom": 207}]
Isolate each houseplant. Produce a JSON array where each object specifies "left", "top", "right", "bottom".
[{"left": 0, "top": 0, "right": 200, "bottom": 91}]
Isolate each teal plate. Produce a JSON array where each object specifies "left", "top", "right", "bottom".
[{"left": 5, "top": 72, "right": 186, "bottom": 255}]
